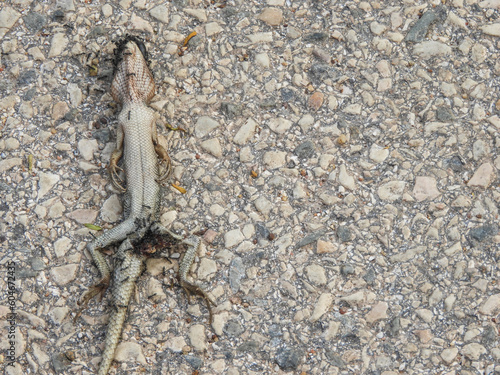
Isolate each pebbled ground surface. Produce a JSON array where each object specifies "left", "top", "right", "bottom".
[{"left": 0, "top": 0, "right": 500, "bottom": 374}]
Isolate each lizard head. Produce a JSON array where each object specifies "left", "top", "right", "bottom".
[{"left": 111, "top": 36, "right": 155, "bottom": 105}]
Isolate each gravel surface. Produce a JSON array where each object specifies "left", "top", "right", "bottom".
[{"left": 1, "top": 0, "right": 500, "bottom": 374}]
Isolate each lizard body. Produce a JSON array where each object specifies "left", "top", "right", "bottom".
[{"left": 78, "top": 36, "right": 213, "bottom": 375}]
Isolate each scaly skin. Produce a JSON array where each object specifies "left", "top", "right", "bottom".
[{"left": 77, "top": 37, "right": 213, "bottom": 375}]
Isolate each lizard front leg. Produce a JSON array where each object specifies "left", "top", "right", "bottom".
[
  {"left": 109, "top": 124, "right": 126, "bottom": 192},
  {"left": 152, "top": 122, "right": 172, "bottom": 183}
]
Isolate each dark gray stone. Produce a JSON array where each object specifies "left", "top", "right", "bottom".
[
  {"left": 237, "top": 340, "right": 259, "bottom": 353},
  {"left": 405, "top": 7, "right": 446, "bottom": 42},
  {"left": 275, "top": 346, "right": 302, "bottom": 371},
  {"left": 30, "top": 257, "right": 46, "bottom": 271},
  {"left": 229, "top": 256, "right": 245, "bottom": 293},
  {"left": 220, "top": 102, "right": 242, "bottom": 118},
  {"left": 340, "top": 263, "right": 355, "bottom": 276},
  {"left": 280, "top": 88, "right": 295, "bottom": 102},
  {"left": 255, "top": 222, "right": 270, "bottom": 240},
  {"left": 325, "top": 350, "right": 346, "bottom": 368},
  {"left": 51, "top": 352, "right": 73, "bottom": 373},
  {"left": 363, "top": 268, "right": 376, "bottom": 285},
  {"left": 294, "top": 141, "right": 315, "bottom": 159},
  {"left": 436, "top": 107, "right": 454, "bottom": 122},
  {"left": 184, "top": 355, "right": 203, "bottom": 369},
  {"left": 17, "top": 70, "right": 37, "bottom": 87},
  {"left": 469, "top": 224, "right": 498, "bottom": 243},
  {"left": 92, "top": 128, "right": 111, "bottom": 143},
  {"left": 23, "top": 87, "right": 37, "bottom": 101},
  {"left": 386, "top": 316, "right": 401, "bottom": 337},
  {"left": 23, "top": 13, "right": 47, "bottom": 33},
  {"left": 308, "top": 64, "right": 336, "bottom": 84},
  {"left": 481, "top": 325, "right": 497, "bottom": 347},
  {"left": 224, "top": 320, "right": 244, "bottom": 336},
  {"left": 295, "top": 228, "right": 327, "bottom": 249},
  {"left": 303, "top": 32, "right": 328, "bottom": 42},
  {"left": 337, "top": 226, "right": 352, "bottom": 243},
  {"left": 447, "top": 156, "right": 464, "bottom": 172}
]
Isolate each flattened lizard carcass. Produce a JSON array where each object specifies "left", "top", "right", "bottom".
[{"left": 77, "top": 36, "right": 214, "bottom": 375}]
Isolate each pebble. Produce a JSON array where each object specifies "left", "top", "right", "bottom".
[
  {"left": 0, "top": 7, "right": 21, "bottom": 39},
  {"left": 338, "top": 164, "right": 356, "bottom": 190},
  {"left": 412, "top": 176, "right": 440, "bottom": 201},
  {"left": 377, "top": 181, "right": 405, "bottom": 201},
  {"left": 369, "top": 144, "right": 389, "bottom": 163},
  {"left": 310, "top": 293, "right": 333, "bottom": 322},
  {"left": 461, "top": 343, "right": 487, "bottom": 361},
  {"left": 229, "top": 257, "right": 244, "bottom": 293},
  {"left": 48, "top": 33, "right": 68, "bottom": 58},
  {"left": 205, "top": 22, "right": 223, "bottom": 36},
  {"left": 405, "top": 7, "right": 443, "bottom": 42},
  {"left": 268, "top": 117, "right": 293, "bottom": 134},
  {"left": 195, "top": 116, "right": 220, "bottom": 138},
  {"left": 468, "top": 163, "right": 495, "bottom": 188},
  {"left": 254, "top": 196, "right": 272, "bottom": 216},
  {"left": 149, "top": 5, "right": 169, "bottom": 24},
  {"left": 101, "top": 194, "right": 122, "bottom": 223},
  {"left": 38, "top": 172, "right": 60, "bottom": 199},
  {"left": 263, "top": 151, "right": 286, "bottom": 169},
  {"left": 77, "top": 139, "right": 98, "bottom": 161},
  {"left": 305, "top": 264, "right": 327, "bottom": 285},
  {"left": 275, "top": 347, "right": 302, "bottom": 371},
  {"left": 480, "top": 23, "right": 500, "bottom": 36},
  {"left": 188, "top": 325, "right": 208, "bottom": 352},
  {"left": 184, "top": 8, "right": 207, "bottom": 22},
  {"left": 233, "top": 118, "right": 257, "bottom": 145},
  {"left": 200, "top": 138, "right": 222, "bottom": 157},
  {"left": 53, "top": 236, "right": 71, "bottom": 258},
  {"left": 114, "top": 342, "right": 147, "bottom": 365},
  {"left": 365, "top": 301, "right": 388, "bottom": 323},
  {"left": 440, "top": 347, "right": 458, "bottom": 364},
  {"left": 479, "top": 293, "right": 500, "bottom": 315},
  {"left": 66, "top": 208, "right": 98, "bottom": 224},
  {"left": 50, "top": 264, "right": 78, "bottom": 285},
  {"left": 224, "top": 229, "right": 245, "bottom": 248},
  {"left": 258, "top": 7, "right": 283, "bottom": 26},
  {"left": 308, "top": 91, "right": 324, "bottom": 111},
  {"left": 413, "top": 41, "right": 452, "bottom": 59},
  {"left": 293, "top": 140, "right": 315, "bottom": 159}
]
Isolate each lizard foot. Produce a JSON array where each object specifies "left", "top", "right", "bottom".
[
  {"left": 109, "top": 163, "right": 126, "bottom": 192},
  {"left": 73, "top": 277, "right": 110, "bottom": 323},
  {"left": 180, "top": 279, "right": 216, "bottom": 324},
  {"left": 156, "top": 150, "right": 172, "bottom": 184}
]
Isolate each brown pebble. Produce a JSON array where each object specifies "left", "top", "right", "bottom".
[
  {"left": 496, "top": 98, "right": 500, "bottom": 111},
  {"left": 337, "top": 134, "right": 348, "bottom": 145},
  {"left": 308, "top": 91, "right": 324, "bottom": 111}
]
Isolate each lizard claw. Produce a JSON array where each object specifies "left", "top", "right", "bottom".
[
  {"left": 156, "top": 156, "right": 172, "bottom": 184},
  {"left": 73, "top": 277, "right": 110, "bottom": 323},
  {"left": 109, "top": 164, "right": 126, "bottom": 192}
]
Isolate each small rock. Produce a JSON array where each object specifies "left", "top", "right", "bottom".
[
  {"left": 365, "top": 301, "right": 388, "bottom": 323},
  {"left": 377, "top": 181, "right": 405, "bottom": 201},
  {"left": 254, "top": 196, "right": 272, "bottom": 216},
  {"left": 184, "top": 8, "right": 207, "bottom": 22},
  {"left": 166, "top": 336, "right": 187, "bottom": 353},
  {"left": 413, "top": 41, "right": 452, "bottom": 59},
  {"left": 0, "top": 158, "right": 22, "bottom": 173},
  {"left": 255, "top": 52, "right": 270, "bottom": 68},
  {"left": 338, "top": 165, "right": 356, "bottom": 190},
  {"left": 53, "top": 236, "right": 71, "bottom": 258},
  {"left": 189, "top": 325, "right": 208, "bottom": 352},
  {"left": 462, "top": 343, "right": 487, "bottom": 361},
  {"left": 405, "top": 8, "right": 442, "bottom": 42},
  {"left": 268, "top": 117, "right": 293, "bottom": 134},
  {"left": 229, "top": 257, "right": 244, "bottom": 293},
  {"left": 441, "top": 347, "right": 458, "bottom": 364},
  {"left": 337, "top": 226, "right": 352, "bottom": 243},
  {"left": 308, "top": 91, "right": 324, "bottom": 111},
  {"left": 263, "top": 151, "right": 286, "bottom": 169},
  {"left": 224, "top": 229, "right": 245, "bottom": 248},
  {"left": 224, "top": 320, "right": 244, "bottom": 336},
  {"left": 200, "top": 138, "right": 222, "bottom": 157},
  {"left": 195, "top": 116, "right": 220, "bottom": 138},
  {"left": 198, "top": 258, "right": 217, "bottom": 279},
  {"left": 413, "top": 176, "right": 440, "bottom": 201},
  {"left": 369, "top": 144, "right": 389, "bottom": 163},
  {"left": 114, "top": 342, "right": 147, "bottom": 364},
  {"left": 206, "top": 22, "right": 223, "bottom": 36},
  {"left": 50, "top": 264, "right": 77, "bottom": 285},
  {"left": 340, "top": 263, "right": 355, "bottom": 276},
  {"left": 101, "top": 4, "right": 113, "bottom": 18},
  {"left": 258, "top": 7, "right": 283, "bottom": 26},
  {"left": 436, "top": 107, "right": 454, "bottom": 122},
  {"left": 479, "top": 293, "right": 500, "bottom": 315},
  {"left": 310, "top": 293, "right": 333, "bottom": 322},
  {"left": 370, "top": 22, "right": 387, "bottom": 35},
  {"left": 52, "top": 101, "right": 69, "bottom": 121},
  {"left": 416, "top": 308, "right": 433, "bottom": 323},
  {"left": 129, "top": 13, "right": 154, "bottom": 34},
  {"left": 101, "top": 194, "right": 122, "bottom": 223},
  {"left": 149, "top": 4, "right": 169, "bottom": 24},
  {"left": 414, "top": 329, "right": 433, "bottom": 343},
  {"left": 468, "top": 163, "right": 495, "bottom": 188},
  {"left": 77, "top": 139, "right": 98, "bottom": 161},
  {"left": 23, "top": 12, "right": 47, "bottom": 33},
  {"left": 294, "top": 141, "right": 315, "bottom": 159},
  {"left": 469, "top": 224, "right": 498, "bottom": 243},
  {"left": 480, "top": 23, "right": 500, "bottom": 36},
  {"left": 303, "top": 32, "right": 328, "bottom": 43},
  {"left": 316, "top": 239, "right": 336, "bottom": 254},
  {"left": 48, "top": 33, "right": 68, "bottom": 57},
  {"left": 305, "top": 264, "right": 327, "bottom": 285},
  {"left": 38, "top": 173, "right": 60, "bottom": 199},
  {"left": 233, "top": 118, "right": 257, "bottom": 145},
  {"left": 66, "top": 209, "right": 98, "bottom": 224}
]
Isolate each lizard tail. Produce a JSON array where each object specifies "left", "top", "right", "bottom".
[{"left": 97, "top": 307, "right": 127, "bottom": 375}]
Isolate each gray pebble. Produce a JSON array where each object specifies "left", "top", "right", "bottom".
[
  {"left": 340, "top": 263, "right": 355, "bottom": 276},
  {"left": 405, "top": 7, "right": 445, "bottom": 43},
  {"left": 436, "top": 107, "right": 454, "bottom": 122},
  {"left": 23, "top": 12, "right": 47, "bottom": 33},
  {"left": 337, "top": 226, "right": 352, "bottom": 243},
  {"left": 224, "top": 320, "right": 244, "bottom": 336},
  {"left": 184, "top": 355, "right": 203, "bottom": 369},
  {"left": 294, "top": 140, "right": 315, "bottom": 159},
  {"left": 275, "top": 346, "right": 302, "bottom": 371},
  {"left": 469, "top": 224, "right": 498, "bottom": 243},
  {"left": 229, "top": 256, "right": 244, "bottom": 293},
  {"left": 295, "top": 229, "right": 327, "bottom": 249}
]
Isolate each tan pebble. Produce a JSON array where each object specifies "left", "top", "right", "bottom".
[
  {"left": 496, "top": 99, "right": 500, "bottom": 111},
  {"left": 308, "top": 91, "right": 324, "bottom": 111},
  {"left": 337, "top": 134, "right": 348, "bottom": 145}
]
